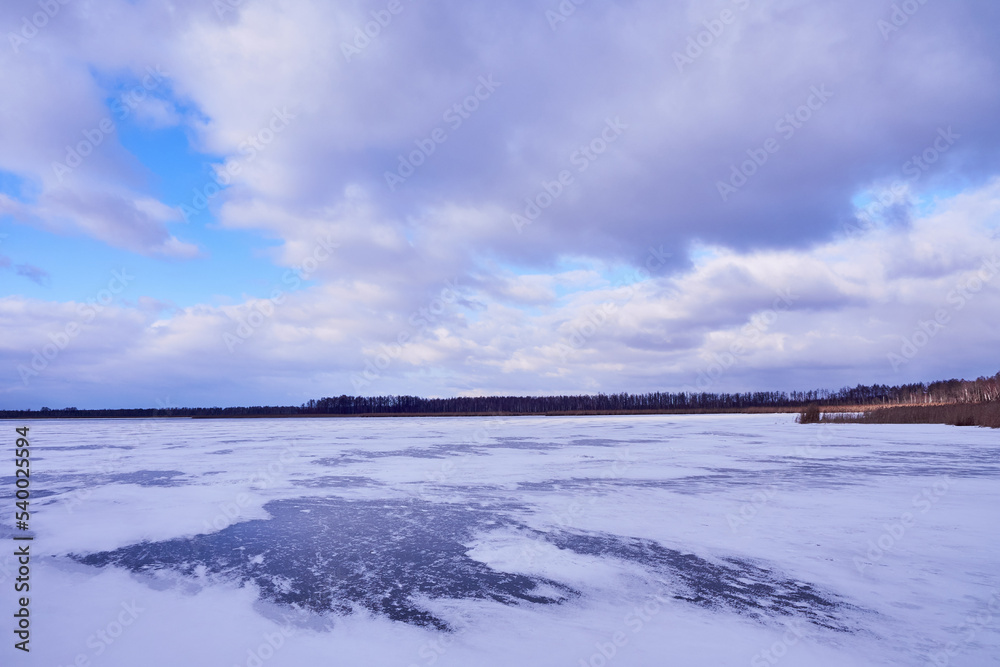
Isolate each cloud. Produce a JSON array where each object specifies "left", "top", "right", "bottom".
[
  {"left": 7, "top": 186, "right": 200, "bottom": 259},
  {"left": 15, "top": 264, "right": 51, "bottom": 287},
  {"left": 2, "top": 179, "right": 998, "bottom": 408},
  {"left": 132, "top": 96, "right": 183, "bottom": 129}
]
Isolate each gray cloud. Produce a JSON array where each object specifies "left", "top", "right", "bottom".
[{"left": 15, "top": 263, "right": 50, "bottom": 286}]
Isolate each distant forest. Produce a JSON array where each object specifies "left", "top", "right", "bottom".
[{"left": 1, "top": 372, "right": 997, "bottom": 419}]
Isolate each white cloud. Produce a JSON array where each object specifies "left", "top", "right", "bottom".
[{"left": 4, "top": 179, "right": 998, "bottom": 406}]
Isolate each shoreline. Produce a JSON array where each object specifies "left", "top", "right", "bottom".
[{"left": 0, "top": 403, "right": 975, "bottom": 420}]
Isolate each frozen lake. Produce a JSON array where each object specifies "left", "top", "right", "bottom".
[{"left": 2, "top": 414, "right": 998, "bottom": 666}]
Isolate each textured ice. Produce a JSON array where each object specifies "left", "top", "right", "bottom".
[
  {"left": 73, "top": 497, "right": 576, "bottom": 630},
  {"left": 541, "top": 530, "right": 855, "bottom": 631}
]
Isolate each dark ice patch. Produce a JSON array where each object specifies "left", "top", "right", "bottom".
[
  {"left": 108, "top": 470, "right": 187, "bottom": 487},
  {"left": 568, "top": 438, "right": 623, "bottom": 447},
  {"left": 1, "top": 470, "right": 187, "bottom": 497},
  {"left": 517, "top": 473, "right": 778, "bottom": 495},
  {"left": 0, "top": 477, "right": 58, "bottom": 500},
  {"left": 312, "top": 456, "right": 365, "bottom": 466},
  {"left": 545, "top": 531, "right": 854, "bottom": 631},
  {"left": 291, "top": 475, "right": 382, "bottom": 489},
  {"left": 70, "top": 497, "right": 575, "bottom": 630},
  {"left": 490, "top": 438, "right": 561, "bottom": 451},
  {"left": 48, "top": 444, "right": 135, "bottom": 451},
  {"left": 313, "top": 443, "right": 485, "bottom": 465}
]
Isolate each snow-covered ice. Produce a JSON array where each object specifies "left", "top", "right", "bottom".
[{"left": 1, "top": 414, "right": 997, "bottom": 666}]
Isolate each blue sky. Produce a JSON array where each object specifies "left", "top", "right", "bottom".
[{"left": 2, "top": 0, "right": 1000, "bottom": 408}]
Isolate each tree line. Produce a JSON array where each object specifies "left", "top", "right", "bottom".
[{"left": 2, "top": 371, "right": 996, "bottom": 419}]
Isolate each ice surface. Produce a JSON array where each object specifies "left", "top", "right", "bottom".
[
  {"left": 72, "top": 497, "right": 576, "bottom": 631},
  {"left": 1, "top": 414, "right": 998, "bottom": 666}
]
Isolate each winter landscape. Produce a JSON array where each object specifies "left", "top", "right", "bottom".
[
  {"left": 4, "top": 1, "right": 1000, "bottom": 665},
  {"left": 2, "top": 414, "right": 997, "bottom": 666}
]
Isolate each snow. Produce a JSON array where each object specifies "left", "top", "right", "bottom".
[{"left": 1, "top": 414, "right": 998, "bottom": 666}]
